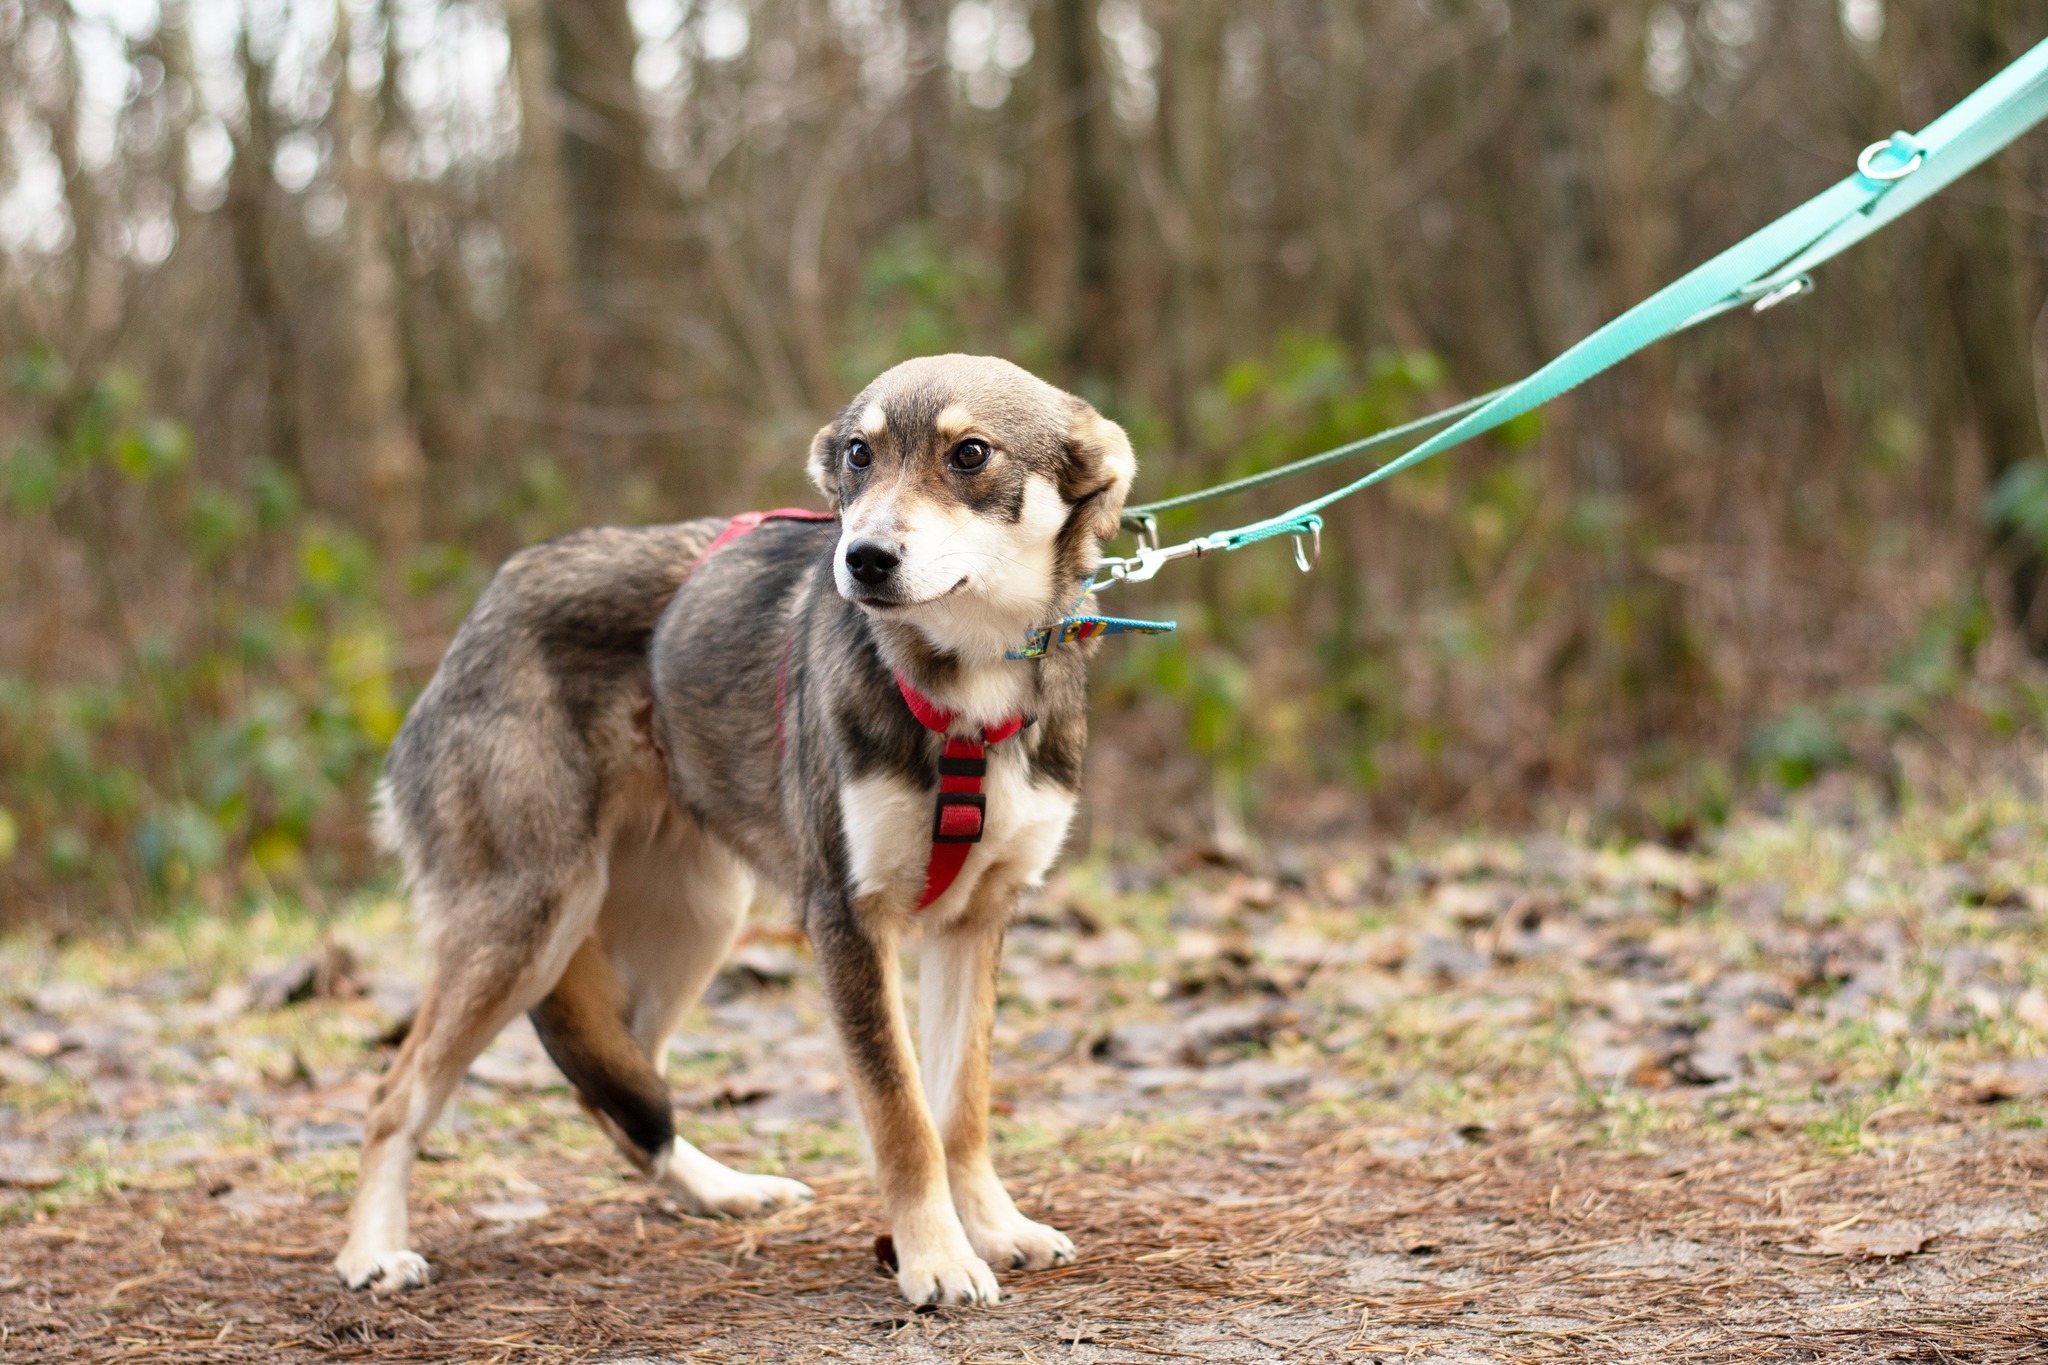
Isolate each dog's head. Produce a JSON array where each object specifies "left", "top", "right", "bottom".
[{"left": 807, "top": 355, "right": 1135, "bottom": 659}]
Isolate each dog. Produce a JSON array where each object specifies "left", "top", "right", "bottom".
[{"left": 335, "top": 355, "right": 1135, "bottom": 1306}]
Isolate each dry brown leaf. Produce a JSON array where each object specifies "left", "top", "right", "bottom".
[
  {"left": 1965, "top": 1058, "right": 2048, "bottom": 1102},
  {"left": 471, "top": 1198, "right": 550, "bottom": 1224},
  {"left": 1813, "top": 1218, "right": 1932, "bottom": 1258}
]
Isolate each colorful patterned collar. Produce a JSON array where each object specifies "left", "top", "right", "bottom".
[{"left": 1007, "top": 607, "right": 1177, "bottom": 660}]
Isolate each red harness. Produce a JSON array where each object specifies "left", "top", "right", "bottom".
[
  {"left": 687, "top": 509, "right": 838, "bottom": 754},
  {"left": 701, "top": 507, "right": 837, "bottom": 559},
  {"left": 696, "top": 508, "right": 1026, "bottom": 913},
  {"left": 894, "top": 673, "right": 1026, "bottom": 910}
]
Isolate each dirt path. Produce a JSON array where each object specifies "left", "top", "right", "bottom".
[
  {"left": 2, "top": 796, "right": 2046, "bottom": 1361},
  {"left": 2, "top": 1123, "right": 2043, "bottom": 1362}
]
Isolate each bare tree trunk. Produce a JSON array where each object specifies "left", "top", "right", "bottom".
[
  {"left": 1157, "top": 0, "right": 1225, "bottom": 443},
  {"left": 504, "top": 0, "right": 582, "bottom": 406},
  {"left": 789, "top": 111, "right": 874, "bottom": 405},
  {"left": 41, "top": 1, "right": 103, "bottom": 336},
  {"left": 904, "top": 0, "right": 956, "bottom": 217},
  {"left": 224, "top": 24, "right": 305, "bottom": 489},
  {"left": 1950, "top": 0, "right": 2048, "bottom": 649},
  {"left": 545, "top": 0, "right": 679, "bottom": 477},
  {"left": 1049, "top": 0, "right": 1120, "bottom": 388},
  {"left": 144, "top": 1, "right": 200, "bottom": 230},
  {"left": 331, "top": 0, "right": 426, "bottom": 568},
  {"left": 1515, "top": 0, "right": 1674, "bottom": 750},
  {"left": 1316, "top": 0, "right": 1385, "bottom": 355}
]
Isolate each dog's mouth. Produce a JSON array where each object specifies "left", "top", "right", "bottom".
[
  {"left": 844, "top": 576, "right": 970, "bottom": 611},
  {"left": 847, "top": 581, "right": 974, "bottom": 609}
]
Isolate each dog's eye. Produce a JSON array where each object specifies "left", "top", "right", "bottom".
[
  {"left": 950, "top": 440, "right": 991, "bottom": 471},
  {"left": 845, "top": 439, "right": 871, "bottom": 470}
]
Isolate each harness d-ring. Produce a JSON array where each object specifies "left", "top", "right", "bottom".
[
  {"left": 1857, "top": 135, "right": 1924, "bottom": 183},
  {"left": 1292, "top": 521, "right": 1322, "bottom": 574}
]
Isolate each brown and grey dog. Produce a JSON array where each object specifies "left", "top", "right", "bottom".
[{"left": 336, "top": 355, "right": 1135, "bottom": 1306}]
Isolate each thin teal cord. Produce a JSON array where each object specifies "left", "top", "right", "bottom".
[
  {"left": 1121, "top": 388, "right": 1502, "bottom": 522},
  {"left": 1102, "top": 35, "right": 2048, "bottom": 580}
]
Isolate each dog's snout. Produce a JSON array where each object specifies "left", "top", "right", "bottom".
[{"left": 844, "top": 539, "right": 902, "bottom": 587}]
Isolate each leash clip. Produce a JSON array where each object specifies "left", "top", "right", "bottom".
[
  {"left": 1105, "top": 534, "right": 1217, "bottom": 586},
  {"left": 1104, "top": 547, "right": 1164, "bottom": 585}
]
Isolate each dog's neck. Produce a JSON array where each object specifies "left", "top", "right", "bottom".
[
  {"left": 863, "top": 571, "right": 1097, "bottom": 731},
  {"left": 868, "top": 616, "right": 1038, "bottom": 730}
]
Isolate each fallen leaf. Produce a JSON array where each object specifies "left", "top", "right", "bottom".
[
  {"left": 1814, "top": 1219, "right": 1931, "bottom": 1258},
  {"left": 473, "top": 1199, "right": 550, "bottom": 1224},
  {"left": 16, "top": 1031, "right": 66, "bottom": 1060},
  {"left": 0, "top": 1049, "right": 49, "bottom": 1086},
  {"left": 721, "top": 943, "right": 804, "bottom": 991},
  {"left": 1965, "top": 1058, "right": 2048, "bottom": 1102},
  {"left": 215, "top": 1189, "right": 305, "bottom": 1222},
  {"left": 247, "top": 941, "right": 362, "bottom": 1011}
]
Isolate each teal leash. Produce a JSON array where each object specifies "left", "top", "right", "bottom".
[{"left": 1091, "top": 35, "right": 2048, "bottom": 595}]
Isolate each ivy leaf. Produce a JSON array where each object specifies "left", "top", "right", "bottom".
[{"left": 1985, "top": 457, "right": 2048, "bottom": 552}]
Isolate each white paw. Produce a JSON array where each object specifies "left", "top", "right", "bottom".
[
  {"left": 897, "top": 1247, "right": 1001, "bottom": 1306},
  {"left": 672, "top": 1170, "right": 814, "bottom": 1219},
  {"left": 967, "top": 1213, "right": 1075, "bottom": 1271},
  {"left": 334, "top": 1246, "right": 431, "bottom": 1291}
]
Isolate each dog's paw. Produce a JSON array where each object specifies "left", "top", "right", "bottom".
[
  {"left": 896, "top": 1247, "right": 1001, "bottom": 1306},
  {"left": 334, "top": 1246, "right": 431, "bottom": 1291},
  {"left": 967, "top": 1212, "right": 1075, "bottom": 1271},
  {"left": 674, "top": 1170, "right": 814, "bottom": 1219}
]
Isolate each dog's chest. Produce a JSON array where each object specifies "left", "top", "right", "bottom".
[{"left": 838, "top": 749, "right": 1074, "bottom": 914}]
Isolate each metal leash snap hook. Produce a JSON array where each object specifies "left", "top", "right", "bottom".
[
  {"left": 1113, "top": 545, "right": 1168, "bottom": 585},
  {"left": 1856, "top": 133, "right": 1924, "bottom": 184},
  {"left": 1292, "top": 521, "right": 1322, "bottom": 574}
]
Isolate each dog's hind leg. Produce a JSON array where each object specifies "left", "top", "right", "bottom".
[
  {"left": 921, "top": 873, "right": 1074, "bottom": 1272},
  {"left": 337, "top": 866, "right": 604, "bottom": 1290},
  {"left": 531, "top": 819, "right": 811, "bottom": 1216}
]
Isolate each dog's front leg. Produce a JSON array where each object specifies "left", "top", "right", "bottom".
[
  {"left": 921, "top": 884, "right": 1074, "bottom": 1272},
  {"left": 810, "top": 887, "right": 999, "bottom": 1306}
]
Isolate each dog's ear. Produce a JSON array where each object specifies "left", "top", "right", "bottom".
[
  {"left": 1062, "top": 400, "right": 1137, "bottom": 542},
  {"left": 806, "top": 422, "right": 840, "bottom": 511}
]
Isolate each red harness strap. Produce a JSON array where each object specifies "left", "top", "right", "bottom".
[
  {"left": 702, "top": 507, "right": 836, "bottom": 561},
  {"left": 685, "top": 508, "right": 835, "bottom": 755},
  {"left": 896, "top": 673, "right": 1025, "bottom": 910}
]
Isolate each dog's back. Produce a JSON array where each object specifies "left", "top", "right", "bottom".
[{"left": 376, "top": 519, "right": 724, "bottom": 928}]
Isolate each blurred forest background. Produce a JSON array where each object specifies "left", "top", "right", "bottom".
[{"left": 6, "top": 0, "right": 2048, "bottom": 924}]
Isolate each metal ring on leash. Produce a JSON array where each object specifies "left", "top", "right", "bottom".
[
  {"left": 1857, "top": 138, "right": 1924, "bottom": 183},
  {"left": 1292, "top": 522, "right": 1321, "bottom": 574}
]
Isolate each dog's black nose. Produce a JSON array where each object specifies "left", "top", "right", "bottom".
[{"left": 844, "top": 539, "right": 901, "bottom": 587}]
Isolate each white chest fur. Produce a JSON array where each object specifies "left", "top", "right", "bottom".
[{"left": 839, "top": 743, "right": 1075, "bottom": 918}]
